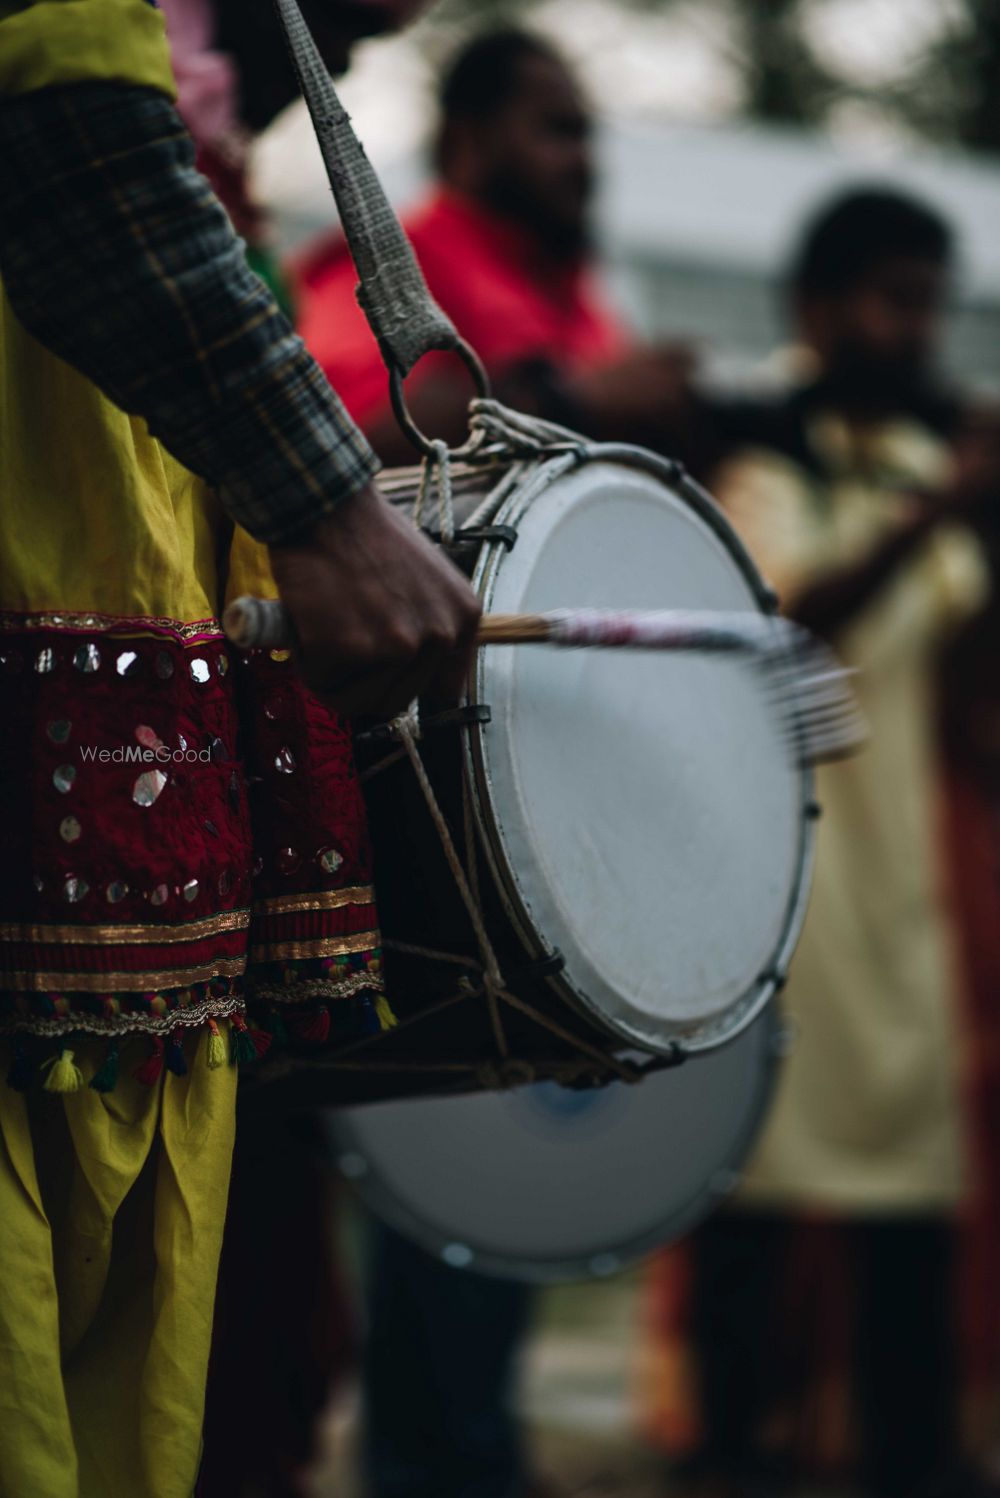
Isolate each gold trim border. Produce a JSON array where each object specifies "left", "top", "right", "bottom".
[
  {"left": 3, "top": 890, "right": 377, "bottom": 946},
  {"left": 0, "top": 910, "right": 252, "bottom": 947},
  {"left": 249, "top": 973, "right": 383, "bottom": 1005},
  {"left": 253, "top": 886, "right": 375, "bottom": 917},
  {"left": 3, "top": 957, "right": 248, "bottom": 993},
  {"left": 0, "top": 610, "right": 223, "bottom": 642},
  {"left": 250, "top": 930, "right": 380, "bottom": 962}
]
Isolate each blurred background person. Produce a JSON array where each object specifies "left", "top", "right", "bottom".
[
  {"left": 663, "top": 187, "right": 997, "bottom": 1498},
  {"left": 294, "top": 27, "right": 699, "bottom": 465}
]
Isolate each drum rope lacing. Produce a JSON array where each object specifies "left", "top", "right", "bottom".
[
  {"left": 391, "top": 713, "right": 645, "bottom": 1088},
  {"left": 413, "top": 439, "right": 456, "bottom": 544}
]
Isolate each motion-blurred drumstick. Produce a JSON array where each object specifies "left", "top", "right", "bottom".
[{"left": 223, "top": 596, "right": 865, "bottom": 765}]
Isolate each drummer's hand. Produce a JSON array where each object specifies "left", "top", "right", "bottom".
[{"left": 268, "top": 482, "right": 481, "bottom": 716}]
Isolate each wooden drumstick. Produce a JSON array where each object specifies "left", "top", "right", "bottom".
[
  {"left": 222, "top": 595, "right": 865, "bottom": 765},
  {"left": 478, "top": 614, "right": 550, "bottom": 644},
  {"left": 223, "top": 597, "right": 551, "bottom": 650},
  {"left": 225, "top": 596, "right": 842, "bottom": 658}
]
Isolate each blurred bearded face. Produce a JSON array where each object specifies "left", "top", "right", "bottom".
[
  {"left": 801, "top": 255, "right": 949, "bottom": 415},
  {"left": 471, "top": 54, "right": 594, "bottom": 260},
  {"left": 217, "top": 0, "right": 427, "bottom": 130}
]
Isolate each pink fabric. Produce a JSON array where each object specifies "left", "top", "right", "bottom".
[
  {"left": 159, "top": 0, "right": 241, "bottom": 153},
  {"left": 159, "top": 1, "right": 263, "bottom": 242}
]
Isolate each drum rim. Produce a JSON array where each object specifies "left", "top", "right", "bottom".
[
  {"left": 463, "top": 442, "right": 816, "bottom": 1057},
  {"left": 330, "top": 1000, "right": 786, "bottom": 1284}
]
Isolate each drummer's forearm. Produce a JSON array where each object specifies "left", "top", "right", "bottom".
[{"left": 0, "top": 82, "right": 378, "bottom": 545}]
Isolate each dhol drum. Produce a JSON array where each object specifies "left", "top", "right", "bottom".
[
  {"left": 243, "top": 438, "right": 815, "bottom": 1110},
  {"left": 330, "top": 999, "right": 786, "bottom": 1282}
]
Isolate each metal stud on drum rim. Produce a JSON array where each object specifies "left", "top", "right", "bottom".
[{"left": 329, "top": 1002, "right": 785, "bottom": 1284}]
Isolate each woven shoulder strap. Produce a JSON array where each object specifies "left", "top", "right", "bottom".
[{"left": 273, "top": 0, "right": 465, "bottom": 380}]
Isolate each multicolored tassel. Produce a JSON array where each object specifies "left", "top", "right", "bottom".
[
  {"left": 229, "top": 1014, "right": 258, "bottom": 1065},
  {"left": 374, "top": 995, "right": 398, "bottom": 1032},
  {"left": 133, "top": 1035, "right": 165, "bottom": 1086},
  {"left": 206, "top": 1018, "right": 227, "bottom": 1070},
  {"left": 89, "top": 1039, "right": 120, "bottom": 1093},
  {"left": 42, "top": 1048, "right": 84, "bottom": 1093},
  {"left": 292, "top": 1005, "right": 330, "bottom": 1045}
]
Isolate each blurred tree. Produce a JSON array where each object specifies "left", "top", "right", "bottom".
[
  {"left": 421, "top": 0, "right": 1000, "bottom": 157},
  {"left": 736, "top": 0, "right": 835, "bottom": 127},
  {"left": 912, "top": 0, "right": 1000, "bottom": 152}
]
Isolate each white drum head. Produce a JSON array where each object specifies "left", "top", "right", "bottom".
[
  {"left": 331, "top": 1003, "right": 783, "bottom": 1282},
  {"left": 468, "top": 454, "right": 812, "bottom": 1053}
]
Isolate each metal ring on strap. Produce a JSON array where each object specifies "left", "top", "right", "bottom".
[{"left": 388, "top": 339, "right": 492, "bottom": 457}]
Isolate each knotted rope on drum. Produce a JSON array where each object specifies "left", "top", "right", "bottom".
[
  {"left": 462, "top": 398, "right": 586, "bottom": 461},
  {"left": 412, "top": 438, "right": 456, "bottom": 544}
]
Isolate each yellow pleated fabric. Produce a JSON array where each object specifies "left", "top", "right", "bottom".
[
  {"left": 0, "top": 1029, "right": 237, "bottom": 1498},
  {"left": 0, "top": 0, "right": 176, "bottom": 100},
  {"left": 0, "top": 289, "right": 285, "bottom": 628},
  {"left": 0, "top": 291, "right": 226, "bottom": 626},
  {"left": 224, "top": 526, "right": 281, "bottom": 609}
]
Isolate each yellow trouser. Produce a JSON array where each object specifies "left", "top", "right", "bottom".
[{"left": 0, "top": 1029, "right": 237, "bottom": 1498}]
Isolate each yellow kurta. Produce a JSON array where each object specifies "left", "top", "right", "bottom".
[
  {"left": 0, "top": 8, "right": 243, "bottom": 1495},
  {"left": 0, "top": 0, "right": 277, "bottom": 629},
  {"left": 720, "top": 416, "right": 986, "bottom": 1213}
]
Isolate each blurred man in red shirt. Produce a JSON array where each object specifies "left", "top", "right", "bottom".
[{"left": 295, "top": 28, "right": 694, "bottom": 464}]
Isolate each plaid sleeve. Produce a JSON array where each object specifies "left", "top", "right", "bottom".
[{"left": 0, "top": 82, "right": 379, "bottom": 544}]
